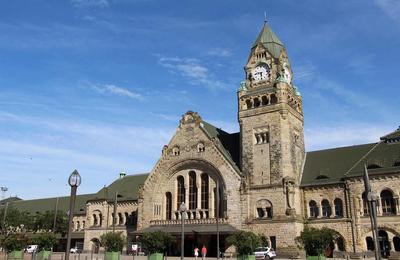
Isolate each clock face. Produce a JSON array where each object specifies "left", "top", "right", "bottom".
[{"left": 252, "top": 64, "right": 269, "bottom": 81}]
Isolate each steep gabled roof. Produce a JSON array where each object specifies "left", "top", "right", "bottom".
[
  {"left": 252, "top": 23, "right": 285, "bottom": 58},
  {"left": 0, "top": 196, "right": 22, "bottom": 206},
  {"left": 302, "top": 127, "right": 400, "bottom": 186},
  {"left": 301, "top": 143, "right": 375, "bottom": 186},
  {"left": 1, "top": 193, "right": 94, "bottom": 215},
  {"left": 200, "top": 121, "right": 240, "bottom": 171},
  {"left": 345, "top": 141, "right": 400, "bottom": 177},
  {"left": 380, "top": 127, "right": 400, "bottom": 143},
  {"left": 0, "top": 174, "right": 149, "bottom": 214},
  {"left": 90, "top": 173, "right": 148, "bottom": 202}
]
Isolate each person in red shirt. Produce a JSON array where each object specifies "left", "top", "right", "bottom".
[{"left": 201, "top": 245, "right": 207, "bottom": 260}]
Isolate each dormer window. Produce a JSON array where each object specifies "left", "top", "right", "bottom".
[
  {"left": 172, "top": 146, "right": 180, "bottom": 156},
  {"left": 197, "top": 142, "right": 205, "bottom": 152}
]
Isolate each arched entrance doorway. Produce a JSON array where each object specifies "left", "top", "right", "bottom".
[
  {"left": 91, "top": 238, "right": 100, "bottom": 254},
  {"left": 379, "top": 230, "right": 390, "bottom": 257}
]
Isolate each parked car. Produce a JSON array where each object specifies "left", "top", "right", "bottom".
[
  {"left": 127, "top": 243, "right": 142, "bottom": 255},
  {"left": 25, "top": 245, "right": 38, "bottom": 254},
  {"left": 70, "top": 247, "right": 82, "bottom": 254},
  {"left": 254, "top": 247, "right": 276, "bottom": 259}
]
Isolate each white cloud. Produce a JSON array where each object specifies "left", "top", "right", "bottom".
[
  {"left": 158, "top": 56, "right": 228, "bottom": 90},
  {"left": 305, "top": 124, "right": 394, "bottom": 151},
  {"left": 91, "top": 83, "right": 144, "bottom": 100},
  {"left": 71, "top": 0, "right": 109, "bottom": 8},
  {"left": 293, "top": 62, "right": 315, "bottom": 83},
  {"left": 375, "top": 0, "right": 400, "bottom": 24},
  {"left": 206, "top": 48, "right": 233, "bottom": 57}
]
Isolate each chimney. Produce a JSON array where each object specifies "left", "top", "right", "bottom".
[{"left": 119, "top": 172, "right": 126, "bottom": 179}]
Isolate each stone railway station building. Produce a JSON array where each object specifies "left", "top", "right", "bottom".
[{"left": 1, "top": 23, "right": 400, "bottom": 258}]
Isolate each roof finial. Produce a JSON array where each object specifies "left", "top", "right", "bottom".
[{"left": 264, "top": 11, "right": 267, "bottom": 24}]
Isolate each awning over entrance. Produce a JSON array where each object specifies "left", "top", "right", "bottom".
[{"left": 132, "top": 223, "right": 237, "bottom": 235}]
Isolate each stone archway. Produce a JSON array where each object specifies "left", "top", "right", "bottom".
[
  {"left": 91, "top": 238, "right": 100, "bottom": 254},
  {"left": 379, "top": 230, "right": 390, "bottom": 257}
]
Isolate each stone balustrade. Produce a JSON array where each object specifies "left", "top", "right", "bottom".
[{"left": 150, "top": 217, "right": 228, "bottom": 226}]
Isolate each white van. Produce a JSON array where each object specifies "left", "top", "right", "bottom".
[{"left": 25, "top": 245, "right": 38, "bottom": 253}]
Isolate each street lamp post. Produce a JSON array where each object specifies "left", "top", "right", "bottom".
[
  {"left": 363, "top": 165, "right": 381, "bottom": 260},
  {"left": 180, "top": 202, "right": 186, "bottom": 260},
  {"left": 65, "top": 170, "right": 81, "bottom": 260}
]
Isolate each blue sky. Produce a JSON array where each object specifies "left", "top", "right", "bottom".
[{"left": 0, "top": 0, "right": 399, "bottom": 199}]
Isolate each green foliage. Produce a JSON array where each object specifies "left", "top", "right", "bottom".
[
  {"left": 0, "top": 208, "right": 67, "bottom": 235},
  {"left": 32, "top": 233, "right": 58, "bottom": 251},
  {"left": 0, "top": 233, "right": 28, "bottom": 252},
  {"left": 259, "top": 234, "right": 269, "bottom": 247},
  {"left": 140, "top": 231, "right": 172, "bottom": 254},
  {"left": 100, "top": 232, "right": 125, "bottom": 252},
  {"left": 227, "top": 231, "right": 261, "bottom": 255},
  {"left": 296, "top": 227, "right": 338, "bottom": 256}
]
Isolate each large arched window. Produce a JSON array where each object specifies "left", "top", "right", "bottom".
[
  {"left": 321, "top": 199, "right": 332, "bottom": 218},
  {"left": 166, "top": 192, "right": 172, "bottom": 220},
  {"left": 93, "top": 214, "right": 98, "bottom": 226},
  {"left": 309, "top": 200, "right": 319, "bottom": 218},
  {"left": 177, "top": 176, "right": 185, "bottom": 209},
  {"left": 381, "top": 190, "right": 396, "bottom": 215},
  {"left": 334, "top": 198, "right": 343, "bottom": 218},
  {"left": 189, "top": 171, "right": 197, "bottom": 210},
  {"left": 362, "top": 192, "right": 369, "bottom": 216},
  {"left": 201, "top": 174, "right": 209, "bottom": 210}
]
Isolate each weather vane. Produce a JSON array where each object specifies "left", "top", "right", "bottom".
[{"left": 264, "top": 11, "right": 267, "bottom": 24}]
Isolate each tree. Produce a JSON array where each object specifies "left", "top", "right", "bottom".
[
  {"left": 296, "top": 227, "right": 338, "bottom": 256},
  {"left": 0, "top": 233, "right": 28, "bottom": 252},
  {"left": 32, "top": 233, "right": 58, "bottom": 251},
  {"left": 140, "top": 231, "right": 172, "bottom": 254},
  {"left": 100, "top": 232, "right": 125, "bottom": 252},
  {"left": 227, "top": 231, "right": 261, "bottom": 255}
]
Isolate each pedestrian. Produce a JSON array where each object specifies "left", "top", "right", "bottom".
[
  {"left": 201, "top": 245, "right": 207, "bottom": 260},
  {"left": 194, "top": 246, "right": 199, "bottom": 260}
]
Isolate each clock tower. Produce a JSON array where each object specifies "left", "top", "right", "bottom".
[{"left": 238, "top": 22, "right": 305, "bottom": 216}]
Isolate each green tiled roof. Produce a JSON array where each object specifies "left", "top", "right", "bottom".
[
  {"left": 302, "top": 128, "right": 400, "bottom": 186},
  {"left": 2, "top": 193, "right": 94, "bottom": 215},
  {"left": 252, "top": 23, "right": 285, "bottom": 58},
  {"left": 0, "top": 196, "right": 22, "bottom": 206},
  {"left": 200, "top": 121, "right": 240, "bottom": 171},
  {"left": 301, "top": 143, "right": 375, "bottom": 186},
  {"left": 90, "top": 173, "right": 148, "bottom": 202},
  {"left": 345, "top": 141, "right": 400, "bottom": 177},
  {"left": 0, "top": 174, "right": 149, "bottom": 215},
  {"left": 380, "top": 128, "right": 400, "bottom": 142}
]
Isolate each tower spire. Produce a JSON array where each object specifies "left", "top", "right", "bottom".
[{"left": 264, "top": 11, "right": 267, "bottom": 24}]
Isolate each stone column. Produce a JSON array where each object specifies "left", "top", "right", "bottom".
[
  {"left": 185, "top": 174, "right": 189, "bottom": 209},
  {"left": 377, "top": 196, "right": 383, "bottom": 216},
  {"left": 395, "top": 197, "right": 400, "bottom": 215},
  {"left": 196, "top": 172, "right": 201, "bottom": 219},
  {"left": 318, "top": 201, "right": 322, "bottom": 218},
  {"left": 210, "top": 179, "right": 215, "bottom": 218}
]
